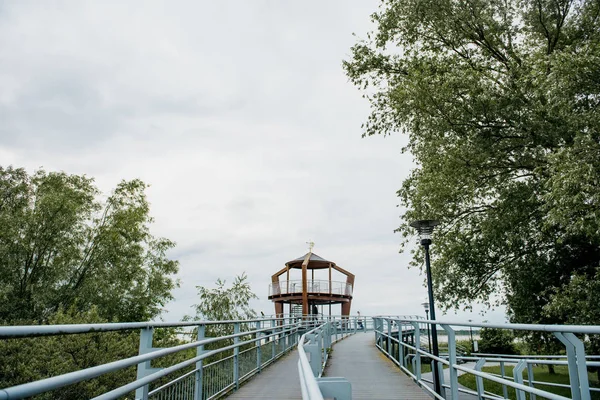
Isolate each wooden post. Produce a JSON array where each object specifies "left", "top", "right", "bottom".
[
  {"left": 329, "top": 263, "right": 332, "bottom": 295},
  {"left": 301, "top": 253, "right": 311, "bottom": 316}
]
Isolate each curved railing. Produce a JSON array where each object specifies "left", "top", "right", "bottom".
[
  {"left": 269, "top": 279, "right": 353, "bottom": 297},
  {"left": 373, "top": 317, "right": 600, "bottom": 400}
]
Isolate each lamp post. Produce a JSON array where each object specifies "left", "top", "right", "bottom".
[
  {"left": 410, "top": 219, "right": 442, "bottom": 398},
  {"left": 468, "top": 319, "right": 474, "bottom": 352},
  {"left": 421, "top": 301, "right": 432, "bottom": 352}
]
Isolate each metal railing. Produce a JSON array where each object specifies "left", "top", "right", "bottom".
[
  {"left": 374, "top": 317, "right": 600, "bottom": 400},
  {"left": 269, "top": 280, "right": 353, "bottom": 296},
  {"left": 298, "top": 316, "right": 368, "bottom": 400},
  {"left": 0, "top": 316, "right": 305, "bottom": 400}
]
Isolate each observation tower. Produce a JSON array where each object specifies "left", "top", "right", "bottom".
[{"left": 268, "top": 247, "right": 355, "bottom": 317}]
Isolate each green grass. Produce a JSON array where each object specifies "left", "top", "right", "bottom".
[
  {"left": 457, "top": 364, "right": 600, "bottom": 399},
  {"left": 406, "top": 359, "right": 449, "bottom": 375}
]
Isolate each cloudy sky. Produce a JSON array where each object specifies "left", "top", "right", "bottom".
[{"left": 0, "top": 1, "right": 505, "bottom": 323}]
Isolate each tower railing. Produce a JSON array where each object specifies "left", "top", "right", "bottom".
[
  {"left": 269, "top": 279, "right": 353, "bottom": 296},
  {"left": 373, "top": 317, "right": 600, "bottom": 400}
]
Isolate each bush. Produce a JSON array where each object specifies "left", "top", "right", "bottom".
[{"left": 478, "top": 328, "right": 519, "bottom": 355}]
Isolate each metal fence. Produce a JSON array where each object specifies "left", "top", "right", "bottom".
[
  {"left": 297, "top": 315, "right": 375, "bottom": 400},
  {"left": 374, "top": 317, "right": 600, "bottom": 400},
  {"left": 0, "top": 317, "right": 305, "bottom": 400}
]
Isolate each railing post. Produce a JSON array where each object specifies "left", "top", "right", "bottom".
[
  {"left": 555, "top": 332, "right": 590, "bottom": 400},
  {"left": 474, "top": 358, "right": 486, "bottom": 398},
  {"left": 135, "top": 328, "right": 162, "bottom": 400},
  {"left": 271, "top": 319, "right": 276, "bottom": 361},
  {"left": 305, "top": 333, "right": 321, "bottom": 377},
  {"left": 513, "top": 359, "right": 528, "bottom": 400},
  {"left": 281, "top": 317, "right": 291, "bottom": 353},
  {"left": 386, "top": 319, "right": 392, "bottom": 357},
  {"left": 194, "top": 324, "right": 205, "bottom": 400},
  {"left": 397, "top": 320, "right": 404, "bottom": 369},
  {"left": 410, "top": 322, "right": 421, "bottom": 383},
  {"left": 441, "top": 324, "right": 459, "bottom": 400},
  {"left": 234, "top": 322, "right": 240, "bottom": 390},
  {"left": 500, "top": 361, "right": 508, "bottom": 399},
  {"left": 527, "top": 362, "right": 536, "bottom": 400},
  {"left": 256, "top": 321, "right": 262, "bottom": 373}
]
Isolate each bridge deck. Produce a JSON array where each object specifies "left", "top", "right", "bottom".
[
  {"left": 226, "top": 349, "right": 301, "bottom": 399},
  {"left": 323, "top": 332, "right": 430, "bottom": 400},
  {"left": 226, "top": 332, "right": 431, "bottom": 400}
]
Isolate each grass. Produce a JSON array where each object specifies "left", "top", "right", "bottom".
[
  {"left": 406, "top": 358, "right": 449, "bottom": 375},
  {"left": 457, "top": 364, "right": 600, "bottom": 399}
]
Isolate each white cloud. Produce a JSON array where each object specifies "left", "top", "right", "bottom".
[{"left": 0, "top": 0, "right": 506, "bottom": 324}]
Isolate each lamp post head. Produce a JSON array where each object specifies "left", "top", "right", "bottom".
[
  {"left": 410, "top": 219, "right": 439, "bottom": 245},
  {"left": 421, "top": 301, "right": 430, "bottom": 312}
]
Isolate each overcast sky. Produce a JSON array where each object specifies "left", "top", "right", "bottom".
[{"left": 0, "top": 1, "right": 506, "bottom": 323}]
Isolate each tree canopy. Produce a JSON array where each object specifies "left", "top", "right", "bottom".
[
  {"left": 0, "top": 166, "right": 179, "bottom": 323},
  {"left": 188, "top": 273, "right": 258, "bottom": 323},
  {"left": 344, "top": 0, "right": 600, "bottom": 325}
]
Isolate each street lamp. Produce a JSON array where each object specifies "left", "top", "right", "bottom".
[
  {"left": 411, "top": 219, "right": 442, "bottom": 398},
  {"left": 468, "top": 319, "right": 474, "bottom": 352},
  {"left": 421, "top": 301, "right": 432, "bottom": 352}
]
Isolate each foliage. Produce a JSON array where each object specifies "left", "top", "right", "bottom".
[
  {"left": 189, "top": 272, "right": 258, "bottom": 324},
  {"left": 186, "top": 273, "right": 259, "bottom": 360},
  {"left": 543, "top": 270, "right": 600, "bottom": 376},
  {"left": 344, "top": 0, "right": 600, "bottom": 332},
  {"left": 0, "top": 166, "right": 179, "bottom": 323},
  {"left": 0, "top": 308, "right": 139, "bottom": 399},
  {"left": 478, "top": 328, "right": 518, "bottom": 355}
]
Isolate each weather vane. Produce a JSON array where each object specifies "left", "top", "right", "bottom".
[{"left": 306, "top": 241, "right": 315, "bottom": 252}]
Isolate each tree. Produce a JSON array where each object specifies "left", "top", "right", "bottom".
[
  {"left": 188, "top": 272, "right": 258, "bottom": 324},
  {"left": 186, "top": 273, "right": 258, "bottom": 360},
  {"left": 0, "top": 166, "right": 179, "bottom": 323},
  {"left": 344, "top": 0, "right": 600, "bottom": 331},
  {"left": 478, "top": 328, "right": 518, "bottom": 355},
  {"left": 0, "top": 307, "right": 139, "bottom": 399}
]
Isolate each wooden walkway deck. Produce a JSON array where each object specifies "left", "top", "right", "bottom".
[{"left": 324, "top": 332, "right": 431, "bottom": 400}]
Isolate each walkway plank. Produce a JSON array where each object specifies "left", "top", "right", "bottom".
[
  {"left": 226, "top": 350, "right": 301, "bottom": 399},
  {"left": 324, "top": 332, "right": 431, "bottom": 400}
]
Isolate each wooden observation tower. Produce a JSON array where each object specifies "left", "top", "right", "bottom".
[{"left": 268, "top": 247, "right": 355, "bottom": 317}]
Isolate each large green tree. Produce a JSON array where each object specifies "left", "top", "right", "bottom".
[
  {"left": 344, "top": 0, "right": 600, "bottom": 326},
  {"left": 0, "top": 166, "right": 179, "bottom": 322}
]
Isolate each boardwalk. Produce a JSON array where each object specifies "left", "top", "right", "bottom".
[
  {"left": 226, "top": 332, "right": 431, "bottom": 400},
  {"left": 324, "top": 332, "right": 430, "bottom": 400},
  {"left": 226, "top": 349, "right": 301, "bottom": 400}
]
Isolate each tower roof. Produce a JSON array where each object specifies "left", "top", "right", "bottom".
[{"left": 285, "top": 252, "right": 335, "bottom": 269}]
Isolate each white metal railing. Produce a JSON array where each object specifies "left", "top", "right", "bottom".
[
  {"left": 374, "top": 317, "right": 600, "bottom": 400},
  {"left": 0, "top": 315, "right": 369, "bottom": 400},
  {"left": 269, "top": 279, "right": 353, "bottom": 297},
  {"left": 297, "top": 316, "right": 361, "bottom": 400},
  {"left": 0, "top": 317, "right": 303, "bottom": 400}
]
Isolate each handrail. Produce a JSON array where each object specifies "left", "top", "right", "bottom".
[
  {"left": 374, "top": 317, "right": 600, "bottom": 400},
  {"left": 374, "top": 316, "right": 600, "bottom": 334},
  {"left": 0, "top": 318, "right": 302, "bottom": 400},
  {"left": 0, "top": 317, "right": 291, "bottom": 339},
  {"left": 298, "top": 324, "right": 327, "bottom": 400}
]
